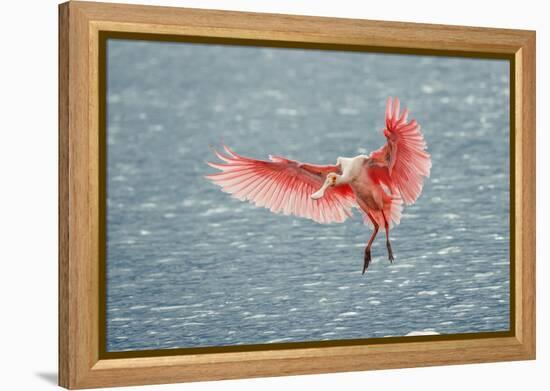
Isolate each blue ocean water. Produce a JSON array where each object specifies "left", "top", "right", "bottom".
[{"left": 106, "top": 40, "right": 510, "bottom": 352}]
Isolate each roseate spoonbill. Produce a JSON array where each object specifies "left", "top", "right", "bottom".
[{"left": 206, "top": 97, "right": 431, "bottom": 274}]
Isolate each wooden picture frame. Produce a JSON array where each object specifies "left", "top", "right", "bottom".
[{"left": 59, "top": 1, "right": 536, "bottom": 389}]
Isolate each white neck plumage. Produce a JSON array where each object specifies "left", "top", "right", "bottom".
[{"left": 310, "top": 155, "right": 366, "bottom": 200}]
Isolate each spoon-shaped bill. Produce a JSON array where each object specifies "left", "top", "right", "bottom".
[{"left": 310, "top": 177, "right": 331, "bottom": 200}]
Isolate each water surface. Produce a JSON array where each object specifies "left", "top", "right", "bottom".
[{"left": 106, "top": 40, "right": 510, "bottom": 352}]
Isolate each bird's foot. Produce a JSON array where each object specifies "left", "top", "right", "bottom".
[
  {"left": 386, "top": 241, "right": 394, "bottom": 263},
  {"left": 363, "top": 247, "right": 372, "bottom": 275}
]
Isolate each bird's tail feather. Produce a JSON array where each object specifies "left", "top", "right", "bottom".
[{"left": 362, "top": 196, "right": 402, "bottom": 231}]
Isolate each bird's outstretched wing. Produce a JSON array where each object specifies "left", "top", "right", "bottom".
[
  {"left": 206, "top": 145, "right": 356, "bottom": 224},
  {"left": 369, "top": 97, "right": 431, "bottom": 204}
]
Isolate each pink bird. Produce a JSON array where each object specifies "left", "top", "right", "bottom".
[{"left": 206, "top": 97, "right": 431, "bottom": 274}]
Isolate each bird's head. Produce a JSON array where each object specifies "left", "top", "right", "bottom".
[
  {"left": 326, "top": 172, "right": 339, "bottom": 186},
  {"left": 311, "top": 173, "right": 340, "bottom": 200}
]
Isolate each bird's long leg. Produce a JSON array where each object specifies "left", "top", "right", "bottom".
[
  {"left": 363, "top": 212, "right": 379, "bottom": 275},
  {"left": 381, "top": 210, "right": 394, "bottom": 263}
]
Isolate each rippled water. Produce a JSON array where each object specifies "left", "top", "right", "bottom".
[{"left": 106, "top": 40, "right": 510, "bottom": 352}]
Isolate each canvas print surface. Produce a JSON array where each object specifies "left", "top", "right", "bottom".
[{"left": 105, "top": 39, "right": 510, "bottom": 352}]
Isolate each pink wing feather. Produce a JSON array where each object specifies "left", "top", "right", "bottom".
[
  {"left": 369, "top": 97, "right": 431, "bottom": 205},
  {"left": 206, "top": 145, "right": 357, "bottom": 224}
]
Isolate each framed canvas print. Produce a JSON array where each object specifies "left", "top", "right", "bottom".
[{"left": 58, "top": 1, "right": 536, "bottom": 389}]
